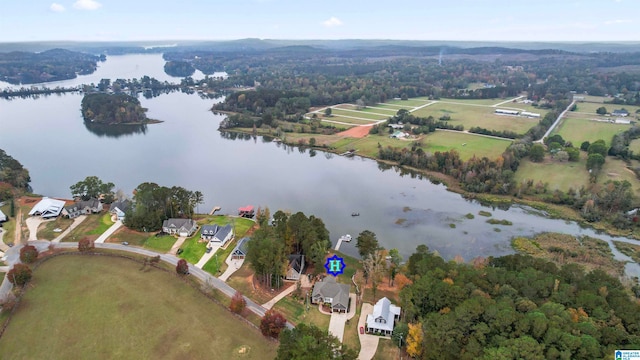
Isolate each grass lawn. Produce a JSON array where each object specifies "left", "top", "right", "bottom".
[
  {"left": 143, "top": 235, "right": 177, "bottom": 252},
  {"left": 514, "top": 157, "right": 589, "bottom": 192},
  {"left": 1, "top": 203, "right": 16, "bottom": 246},
  {"left": 569, "top": 101, "right": 640, "bottom": 115},
  {"left": 272, "top": 296, "right": 331, "bottom": 331},
  {"left": 36, "top": 217, "right": 73, "bottom": 240},
  {"left": 553, "top": 115, "right": 631, "bottom": 145},
  {"left": 64, "top": 213, "right": 113, "bottom": 242},
  {"left": 323, "top": 116, "right": 376, "bottom": 126},
  {"left": 177, "top": 229, "right": 207, "bottom": 264},
  {"left": 226, "top": 265, "right": 276, "bottom": 305},
  {"left": 385, "top": 99, "right": 431, "bottom": 107},
  {"left": 420, "top": 131, "right": 512, "bottom": 161},
  {"left": 374, "top": 339, "right": 400, "bottom": 360},
  {"left": 630, "top": 138, "right": 640, "bottom": 155},
  {"left": 0, "top": 255, "right": 276, "bottom": 359},
  {"left": 107, "top": 227, "right": 148, "bottom": 246},
  {"left": 412, "top": 102, "right": 538, "bottom": 134},
  {"left": 439, "top": 97, "right": 519, "bottom": 106}
]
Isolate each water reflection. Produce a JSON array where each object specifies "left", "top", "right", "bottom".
[{"left": 84, "top": 122, "right": 149, "bottom": 138}]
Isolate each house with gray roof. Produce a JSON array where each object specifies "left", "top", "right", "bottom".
[
  {"left": 109, "top": 200, "right": 131, "bottom": 221},
  {"left": 366, "top": 297, "right": 401, "bottom": 335},
  {"left": 200, "top": 224, "right": 219, "bottom": 241},
  {"left": 63, "top": 198, "right": 103, "bottom": 219},
  {"left": 0, "top": 209, "right": 7, "bottom": 222},
  {"left": 286, "top": 255, "right": 305, "bottom": 280},
  {"left": 162, "top": 218, "right": 198, "bottom": 237},
  {"left": 231, "top": 237, "right": 251, "bottom": 260},
  {"left": 311, "top": 276, "right": 351, "bottom": 313},
  {"left": 212, "top": 224, "right": 233, "bottom": 246}
]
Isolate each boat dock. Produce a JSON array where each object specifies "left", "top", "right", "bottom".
[
  {"left": 334, "top": 234, "right": 352, "bottom": 251},
  {"left": 209, "top": 206, "right": 221, "bottom": 215}
]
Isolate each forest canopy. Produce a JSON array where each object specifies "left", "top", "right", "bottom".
[{"left": 81, "top": 93, "right": 151, "bottom": 125}]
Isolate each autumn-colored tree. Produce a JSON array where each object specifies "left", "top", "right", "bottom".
[
  {"left": 176, "top": 259, "right": 189, "bottom": 275},
  {"left": 230, "top": 291, "right": 246, "bottom": 314},
  {"left": 78, "top": 238, "right": 94, "bottom": 252},
  {"left": 260, "top": 309, "right": 287, "bottom": 338},
  {"left": 19, "top": 245, "right": 38, "bottom": 263},
  {"left": 394, "top": 273, "right": 412, "bottom": 290},
  {"left": 7, "top": 264, "right": 32, "bottom": 287},
  {"left": 406, "top": 322, "right": 424, "bottom": 358}
]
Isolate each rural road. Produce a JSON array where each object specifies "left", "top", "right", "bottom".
[{"left": 536, "top": 100, "right": 576, "bottom": 143}]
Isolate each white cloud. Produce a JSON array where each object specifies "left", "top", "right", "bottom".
[
  {"left": 73, "top": 0, "right": 102, "bottom": 10},
  {"left": 322, "top": 17, "right": 343, "bottom": 28},
  {"left": 49, "top": 3, "right": 65, "bottom": 12},
  {"left": 604, "top": 19, "right": 632, "bottom": 25}
]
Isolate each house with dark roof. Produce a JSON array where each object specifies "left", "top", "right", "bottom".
[
  {"left": 63, "top": 198, "right": 103, "bottom": 219},
  {"left": 109, "top": 199, "right": 131, "bottom": 221},
  {"left": 162, "top": 218, "right": 198, "bottom": 237},
  {"left": 612, "top": 109, "right": 630, "bottom": 117},
  {"left": 200, "top": 224, "right": 219, "bottom": 241},
  {"left": 212, "top": 224, "right": 233, "bottom": 246},
  {"left": 365, "top": 297, "right": 401, "bottom": 335},
  {"left": 286, "top": 255, "right": 305, "bottom": 280},
  {"left": 311, "top": 276, "right": 351, "bottom": 313},
  {"left": 28, "top": 197, "right": 66, "bottom": 218},
  {"left": 231, "top": 237, "right": 251, "bottom": 260}
]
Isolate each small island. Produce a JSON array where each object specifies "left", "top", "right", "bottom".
[
  {"left": 80, "top": 93, "right": 160, "bottom": 125},
  {"left": 164, "top": 60, "right": 196, "bottom": 77}
]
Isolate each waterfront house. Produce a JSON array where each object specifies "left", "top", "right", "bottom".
[
  {"left": 162, "top": 218, "right": 197, "bottom": 237},
  {"left": 28, "top": 197, "right": 66, "bottom": 218},
  {"left": 365, "top": 297, "right": 402, "bottom": 336},
  {"left": 231, "top": 237, "right": 251, "bottom": 260},
  {"left": 200, "top": 224, "right": 219, "bottom": 241},
  {"left": 311, "top": 276, "right": 351, "bottom": 313},
  {"left": 286, "top": 255, "right": 305, "bottom": 280},
  {"left": 63, "top": 198, "right": 103, "bottom": 219},
  {"left": 211, "top": 223, "right": 233, "bottom": 246},
  {"left": 109, "top": 199, "right": 131, "bottom": 221}
]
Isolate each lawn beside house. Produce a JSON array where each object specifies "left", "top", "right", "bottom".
[
  {"left": 64, "top": 213, "right": 113, "bottom": 242},
  {"left": 36, "top": 217, "right": 73, "bottom": 240}
]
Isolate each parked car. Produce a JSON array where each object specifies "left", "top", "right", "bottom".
[
  {"left": 177, "top": 248, "right": 184, "bottom": 255},
  {"left": 360, "top": 326, "right": 365, "bottom": 334},
  {"left": 205, "top": 247, "right": 212, "bottom": 253},
  {"left": 122, "top": 241, "right": 129, "bottom": 246}
]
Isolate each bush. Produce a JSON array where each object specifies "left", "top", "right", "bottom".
[
  {"left": 19, "top": 245, "right": 38, "bottom": 263},
  {"left": 229, "top": 291, "right": 246, "bottom": 314},
  {"left": 78, "top": 238, "right": 94, "bottom": 252},
  {"left": 176, "top": 259, "right": 189, "bottom": 275},
  {"left": 7, "top": 264, "right": 32, "bottom": 287},
  {"left": 260, "top": 309, "right": 287, "bottom": 338}
]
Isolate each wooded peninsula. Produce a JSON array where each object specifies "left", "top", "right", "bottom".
[{"left": 80, "top": 93, "right": 157, "bottom": 125}]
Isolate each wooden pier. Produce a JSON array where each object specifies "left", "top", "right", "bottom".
[{"left": 209, "top": 206, "right": 221, "bottom": 215}]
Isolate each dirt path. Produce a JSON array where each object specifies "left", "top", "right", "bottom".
[{"left": 336, "top": 125, "right": 373, "bottom": 138}]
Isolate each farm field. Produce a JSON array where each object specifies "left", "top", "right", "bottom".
[
  {"left": 419, "top": 130, "right": 512, "bottom": 160},
  {"left": 330, "top": 108, "right": 389, "bottom": 121},
  {"left": 322, "top": 115, "right": 380, "bottom": 126},
  {"left": 412, "top": 102, "right": 539, "bottom": 134},
  {"left": 572, "top": 101, "right": 640, "bottom": 115},
  {"left": 552, "top": 115, "right": 631, "bottom": 145},
  {"left": 0, "top": 256, "right": 276, "bottom": 359}
]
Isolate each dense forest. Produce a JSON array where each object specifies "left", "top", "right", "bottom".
[
  {"left": 0, "top": 149, "right": 31, "bottom": 200},
  {"left": 163, "top": 60, "right": 195, "bottom": 77},
  {"left": 0, "top": 48, "right": 103, "bottom": 85},
  {"left": 80, "top": 93, "right": 150, "bottom": 125},
  {"left": 399, "top": 246, "right": 640, "bottom": 359}
]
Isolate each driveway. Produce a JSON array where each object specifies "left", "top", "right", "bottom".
[
  {"left": 357, "top": 303, "right": 380, "bottom": 360},
  {"left": 168, "top": 236, "right": 188, "bottom": 255},
  {"left": 26, "top": 216, "right": 47, "bottom": 240},
  {"left": 94, "top": 220, "right": 123, "bottom": 244},
  {"left": 218, "top": 252, "right": 244, "bottom": 281},
  {"left": 261, "top": 283, "right": 296, "bottom": 310},
  {"left": 194, "top": 242, "right": 221, "bottom": 268},
  {"left": 328, "top": 293, "right": 357, "bottom": 342},
  {"left": 51, "top": 215, "right": 87, "bottom": 243}
]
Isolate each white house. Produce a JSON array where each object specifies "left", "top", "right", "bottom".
[
  {"left": 200, "top": 224, "right": 219, "bottom": 241},
  {"left": 495, "top": 109, "right": 520, "bottom": 116},
  {"left": 28, "top": 197, "right": 66, "bottom": 218},
  {"left": 390, "top": 131, "right": 409, "bottom": 139},
  {"left": 109, "top": 199, "right": 131, "bottom": 221},
  {"left": 162, "top": 218, "right": 198, "bottom": 237},
  {"left": 0, "top": 209, "right": 7, "bottom": 222},
  {"left": 520, "top": 111, "right": 541, "bottom": 118},
  {"left": 210, "top": 224, "right": 233, "bottom": 246},
  {"left": 366, "top": 297, "right": 401, "bottom": 336}
]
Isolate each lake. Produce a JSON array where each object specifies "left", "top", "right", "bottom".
[{"left": 1, "top": 53, "right": 639, "bottom": 277}]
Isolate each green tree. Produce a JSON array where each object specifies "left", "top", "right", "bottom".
[
  {"left": 246, "top": 227, "right": 287, "bottom": 289},
  {"left": 566, "top": 147, "right": 580, "bottom": 161},
  {"left": 277, "top": 323, "right": 357, "bottom": 360},
  {"left": 596, "top": 106, "right": 607, "bottom": 115},
  {"left": 580, "top": 141, "right": 591, "bottom": 151},
  {"left": 324, "top": 107, "right": 332, "bottom": 117},
  {"left": 388, "top": 248, "right": 402, "bottom": 286},
  {"left": 7, "top": 264, "right": 32, "bottom": 287},
  {"left": 529, "top": 144, "right": 545, "bottom": 162},
  {"left": 356, "top": 230, "right": 380, "bottom": 258},
  {"left": 586, "top": 153, "right": 605, "bottom": 172},
  {"left": 587, "top": 140, "right": 608, "bottom": 157},
  {"left": 70, "top": 176, "right": 115, "bottom": 202}
]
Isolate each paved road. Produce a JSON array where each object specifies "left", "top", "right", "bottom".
[
  {"left": 536, "top": 100, "right": 576, "bottom": 144},
  {"left": 94, "top": 220, "right": 122, "bottom": 243},
  {"left": 492, "top": 96, "right": 525, "bottom": 107},
  {"left": 357, "top": 303, "right": 380, "bottom": 360},
  {"left": 52, "top": 215, "right": 87, "bottom": 243},
  {"left": 25, "top": 216, "right": 46, "bottom": 241},
  {"left": 0, "top": 241, "right": 51, "bottom": 302}
]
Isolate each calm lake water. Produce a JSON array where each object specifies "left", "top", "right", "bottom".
[{"left": 1, "top": 54, "right": 639, "bottom": 277}]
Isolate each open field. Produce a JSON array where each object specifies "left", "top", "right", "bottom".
[
  {"left": 384, "top": 98, "right": 431, "bottom": 107},
  {"left": 0, "top": 255, "right": 277, "bottom": 359},
  {"left": 553, "top": 115, "right": 631, "bottom": 145},
  {"left": 439, "top": 97, "right": 519, "bottom": 106},
  {"left": 419, "top": 131, "right": 511, "bottom": 160},
  {"left": 143, "top": 235, "right": 177, "bottom": 252},
  {"left": 323, "top": 115, "right": 377, "bottom": 126},
  {"left": 330, "top": 108, "right": 389, "bottom": 121},
  {"left": 571, "top": 101, "right": 640, "bottom": 115},
  {"left": 630, "top": 138, "right": 640, "bottom": 155},
  {"left": 107, "top": 227, "right": 148, "bottom": 246},
  {"left": 37, "top": 217, "right": 73, "bottom": 240},
  {"left": 411, "top": 102, "right": 539, "bottom": 134}
]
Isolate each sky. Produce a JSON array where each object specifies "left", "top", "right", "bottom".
[{"left": 0, "top": 0, "right": 637, "bottom": 42}]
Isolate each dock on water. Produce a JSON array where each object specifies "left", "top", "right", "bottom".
[
  {"left": 334, "top": 234, "right": 352, "bottom": 251},
  {"left": 209, "top": 206, "right": 221, "bottom": 215}
]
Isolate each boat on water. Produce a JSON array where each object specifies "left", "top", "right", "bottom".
[
  {"left": 351, "top": 212, "right": 360, "bottom": 217},
  {"left": 339, "top": 234, "right": 352, "bottom": 242}
]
